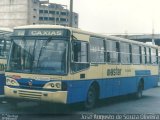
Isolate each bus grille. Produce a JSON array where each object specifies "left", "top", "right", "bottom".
[{"left": 18, "top": 90, "right": 42, "bottom": 100}]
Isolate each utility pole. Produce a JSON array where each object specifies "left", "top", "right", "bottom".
[
  {"left": 69, "top": 0, "right": 73, "bottom": 27},
  {"left": 152, "top": 20, "right": 155, "bottom": 45}
]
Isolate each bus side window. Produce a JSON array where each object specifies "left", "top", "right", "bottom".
[
  {"left": 116, "top": 42, "right": 120, "bottom": 63},
  {"left": 156, "top": 49, "right": 158, "bottom": 64},
  {"left": 71, "top": 40, "right": 89, "bottom": 72},
  {"left": 149, "top": 48, "right": 151, "bottom": 64},
  {"left": 132, "top": 44, "right": 141, "bottom": 64},
  {"left": 129, "top": 44, "right": 132, "bottom": 64},
  {"left": 139, "top": 46, "right": 142, "bottom": 64},
  {"left": 146, "top": 47, "right": 150, "bottom": 64},
  {"left": 141, "top": 47, "right": 145, "bottom": 64},
  {"left": 144, "top": 47, "right": 147, "bottom": 64},
  {"left": 90, "top": 37, "right": 105, "bottom": 63},
  {"left": 151, "top": 48, "right": 158, "bottom": 65},
  {"left": 120, "top": 42, "right": 131, "bottom": 64},
  {"left": 105, "top": 40, "right": 120, "bottom": 64}
]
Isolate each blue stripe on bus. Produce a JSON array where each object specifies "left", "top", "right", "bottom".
[
  {"left": 65, "top": 75, "right": 158, "bottom": 104},
  {"left": 135, "top": 70, "right": 151, "bottom": 76},
  {"left": 14, "top": 75, "right": 158, "bottom": 104},
  {"left": 0, "top": 74, "right": 5, "bottom": 95}
]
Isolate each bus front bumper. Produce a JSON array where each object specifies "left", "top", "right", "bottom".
[{"left": 4, "top": 86, "right": 68, "bottom": 104}]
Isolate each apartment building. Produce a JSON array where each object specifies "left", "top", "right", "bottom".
[{"left": 0, "top": 0, "right": 78, "bottom": 28}]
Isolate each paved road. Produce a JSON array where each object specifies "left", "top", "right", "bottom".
[{"left": 0, "top": 86, "right": 160, "bottom": 120}]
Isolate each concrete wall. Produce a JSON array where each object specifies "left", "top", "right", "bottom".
[{"left": 0, "top": 0, "right": 29, "bottom": 28}]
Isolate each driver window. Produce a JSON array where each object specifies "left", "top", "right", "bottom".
[{"left": 71, "top": 41, "right": 89, "bottom": 72}]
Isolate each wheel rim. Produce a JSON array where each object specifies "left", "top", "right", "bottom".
[{"left": 85, "top": 87, "right": 96, "bottom": 109}]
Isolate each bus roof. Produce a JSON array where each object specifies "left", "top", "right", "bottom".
[
  {"left": 0, "top": 27, "right": 13, "bottom": 37},
  {"left": 14, "top": 25, "right": 158, "bottom": 48}
]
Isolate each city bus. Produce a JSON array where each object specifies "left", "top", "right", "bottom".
[
  {"left": 0, "top": 28, "right": 12, "bottom": 96},
  {"left": 4, "top": 25, "right": 159, "bottom": 109}
]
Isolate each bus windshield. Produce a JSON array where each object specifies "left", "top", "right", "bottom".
[{"left": 8, "top": 38, "right": 68, "bottom": 75}]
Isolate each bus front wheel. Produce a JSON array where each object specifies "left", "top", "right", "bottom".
[{"left": 84, "top": 85, "right": 98, "bottom": 110}]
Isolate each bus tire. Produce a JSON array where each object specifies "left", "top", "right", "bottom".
[
  {"left": 135, "top": 82, "right": 143, "bottom": 99},
  {"left": 84, "top": 84, "right": 98, "bottom": 110}
]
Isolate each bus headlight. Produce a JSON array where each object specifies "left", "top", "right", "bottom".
[
  {"left": 6, "top": 78, "right": 20, "bottom": 86},
  {"left": 43, "top": 82, "right": 62, "bottom": 90}
]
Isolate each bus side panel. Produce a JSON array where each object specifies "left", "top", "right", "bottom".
[
  {"left": 119, "top": 77, "right": 137, "bottom": 95},
  {"left": 143, "top": 75, "right": 158, "bottom": 90},
  {"left": 66, "top": 75, "right": 158, "bottom": 104},
  {"left": 101, "top": 79, "right": 117, "bottom": 98},
  {"left": 66, "top": 77, "right": 138, "bottom": 104},
  {"left": 0, "top": 74, "right": 5, "bottom": 95},
  {"left": 135, "top": 70, "right": 158, "bottom": 89},
  {"left": 100, "top": 77, "right": 138, "bottom": 99},
  {"left": 66, "top": 80, "right": 93, "bottom": 104}
]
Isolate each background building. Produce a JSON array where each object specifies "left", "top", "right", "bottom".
[{"left": 0, "top": 0, "right": 78, "bottom": 28}]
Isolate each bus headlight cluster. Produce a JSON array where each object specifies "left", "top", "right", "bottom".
[
  {"left": 6, "top": 78, "right": 20, "bottom": 86},
  {"left": 43, "top": 82, "right": 62, "bottom": 90}
]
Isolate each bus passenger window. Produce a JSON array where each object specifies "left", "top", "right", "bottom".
[
  {"left": 105, "top": 40, "right": 120, "bottom": 64},
  {"left": 141, "top": 47, "right": 146, "bottom": 64},
  {"left": 71, "top": 41, "right": 89, "bottom": 72},
  {"left": 146, "top": 47, "right": 151, "bottom": 64},
  {"left": 129, "top": 44, "right": 132, "bottom": 64},
  {"left": 139, "top": 46, "right": 142, "bottom": 64},
  {"left": 120, "top": 42, "right": 130, "bottom": 64},
  {"left": 132, "top": 44, "right": 141, "bottom": 64},
  {"left": 90, "top": 37, "right": 105, "bottom": 63},
  {"left": 151, "top": 48, "right": 158, "bottom": 65}
]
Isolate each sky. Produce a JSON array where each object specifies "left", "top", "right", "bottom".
[{"left": 49, "top": 0, "right": 160, "bottom": 34}]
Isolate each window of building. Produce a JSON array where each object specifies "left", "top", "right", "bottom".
[
  {"left": 39, "top": 17, "right": 43, "bottom": 21},
  {"left": 49, "top": 11, "right": 55, "bottom": 14},
  {"left": 44, "top": 10, "right": 48, "bottom": 13},
  {"left": 49, "top": 17, "right": 55, "bottom": 21},
  {"left": 56, "top": 18, "right": 59, "bottom": 21},
  {"left": 56, "top": 11, "right": 59, "bottom": 15},
  {"left": 44, "top": 17, "right": 48, "bottom": 21},
  {"left": 33, "top": 0, "right": 38, "bottom": 3},
  {"left": 90, "top": 37, "right": 105, "bottom": 63},
  {"left": 105, "top": 40, "right": 120, "bottom": 64},
  {"left": 61, "top": 12, "right": 67, "bottom": 15},
  {"left": 132, "top": 44, "right": 141, "bottom": 64},
  {"left": 39, "top": 10, "right": 43, "bottom": 13},
  {"left": 60, "top": 18, "right": 66, "bottom": 22},
  {"left": 75, "top": 15, "right": 78, "bottom": 19},
  {"left": 33, "top": 9, "right": 37, "bottom": 11}
]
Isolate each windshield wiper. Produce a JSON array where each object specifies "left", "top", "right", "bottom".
[
  {"left": 36, "top": 37, "right": 53, "bottom": 68},
  {"left": 30, "top": 40, "right": 37, "bottom": 72}
]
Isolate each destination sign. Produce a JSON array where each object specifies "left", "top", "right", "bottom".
[
  {"left": 28, "top": 30, "right": 64, "bottom": 36},
  {"left": 14, "top": 30, "right": 25, "bottom": 36},
  {"left": 13, "top": 29, "right": 65, "bottom": 36}
]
